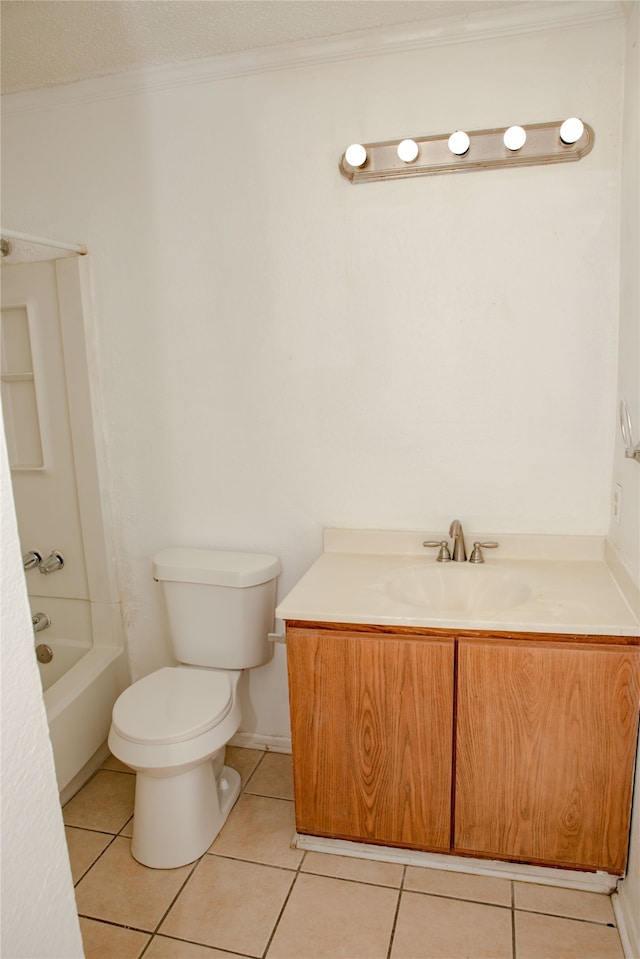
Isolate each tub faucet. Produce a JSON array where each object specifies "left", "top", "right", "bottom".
[{"left": 449, "top": 520, "right": 467, "bottom": 562}]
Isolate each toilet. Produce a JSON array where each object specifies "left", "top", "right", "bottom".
[{"left": 108, "top": 547, "right": 281, "bottom": 869}]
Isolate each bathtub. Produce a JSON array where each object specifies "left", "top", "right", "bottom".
[
  {"left": 41, "top": 641, "right": 127, "bottom": 799},
  {"left": 37, "top": 638, "right": 90, "bottom": 691},
  {"left": 32, "top": 593, "right": 128, "bottom": 799}
]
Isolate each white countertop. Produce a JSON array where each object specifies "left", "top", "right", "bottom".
[{"left": 276, "top": 529, "right": 640, "bottom": 637}]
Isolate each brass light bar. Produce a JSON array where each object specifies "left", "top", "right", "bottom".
[{"left": 339, "top": 120, "right": 594, "bottom": 183}]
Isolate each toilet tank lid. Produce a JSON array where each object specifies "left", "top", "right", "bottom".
[{"left": 153, "top": 548, "right": 281, "bottom": 587}]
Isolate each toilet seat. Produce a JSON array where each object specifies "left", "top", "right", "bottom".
[{"left": 111, "top": 666, "right": 233, "bottom": 745}]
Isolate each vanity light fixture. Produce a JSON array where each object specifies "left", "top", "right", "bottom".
[
  {"left": 339, "top": 119, "right": 593, "bottom": 183},
  {"left": 397, "top": 138, "right": 419, "bottom": 163},
  {"left": 503, "top": 125, "right": 527, "bottom": 151}
]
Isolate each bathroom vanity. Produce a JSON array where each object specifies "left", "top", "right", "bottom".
[{"left": 277, "top": 529, "right": 640, "bottom": 877}]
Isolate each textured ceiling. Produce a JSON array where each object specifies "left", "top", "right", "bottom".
[{"left": 1, "top": 0, "right": 517, "bottom": 94}]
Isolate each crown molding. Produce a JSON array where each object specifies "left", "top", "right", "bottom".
[{"left": 1, "top": 1, "right": 623, "bottom": 117}]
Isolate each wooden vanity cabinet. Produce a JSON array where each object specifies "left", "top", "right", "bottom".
[
  {"left": 286, "top": 623, "right": 640, "bottom": 874},
  {"left": 286, "top": 626, "right": 455, "bottom": 851},
  {"left": 454, "top": 637, "right": 640, "bottom": 874}
]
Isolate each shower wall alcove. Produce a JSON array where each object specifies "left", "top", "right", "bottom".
[{"left": 1, "top": 244, "right": 128, "bottom": 800}]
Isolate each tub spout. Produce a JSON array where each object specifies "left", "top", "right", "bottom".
[{"left": 32, "top": 612, "right": 51, "bottom": 633}]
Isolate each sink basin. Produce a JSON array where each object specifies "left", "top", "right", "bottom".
[{"left": 385, "top": 564, "right": 532, "bottom": 613}]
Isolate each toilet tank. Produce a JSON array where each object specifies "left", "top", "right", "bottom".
[{"left": 153, "top": 548, "right": 281, "bottom": 669}]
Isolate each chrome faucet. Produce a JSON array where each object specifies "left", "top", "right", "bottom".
[{"left": 449, "top": 520, "right": 467, "bottom": 562}]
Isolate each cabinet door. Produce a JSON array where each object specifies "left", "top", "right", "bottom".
[
  {"left": 454, "top": 639, "right": 640, "bottom": 873},
  {"left": 287, "top": 628, "right": 455, "bottom": 851}
]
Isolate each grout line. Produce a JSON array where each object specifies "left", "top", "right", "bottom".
[
  {"left": 149, "top": 855, "right": 203, "bottom": 937},
  {"left": 142, "top": 932, "right": 251, "bottom": 959},
  {"left": 72, "top": 833, "right": 118, "bottom": 887},
  {"left": 297, "top": 870, "right": 407, "bottom": 893},
  {"left": 205, "top": 850, "right": 302, "bottom": 875},
  {"left": 386, "top": 865, "right": 407, "bottom": 959},
  {"left": 118, "top": 813, "right": 134, "bottom": 836},
  {"left": 402, "top": 888, "right": 512, "bottom": 909},
  {"left": 514, "top": 907, "right": 620, "bottom": 927},
  {"left": 260, "top": 843, "right": 309, "bottom": 957},
  {"left": 76, "top": 914, "right": 152, "bottom": 934},
  {"left": 244, "top": 789, "right": 296, "bottom": 801},
  {"left": 243, "top": 751, "right": 267, "bottom": 792},
  {"left": 64, "top": 822, "right": 126, "bottom": 836},
  {"left": 242, "top": 791, "right": 295, "bottom": 803}
]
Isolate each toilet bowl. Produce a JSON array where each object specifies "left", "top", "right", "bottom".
[
  {"left": 109, "top": 665, "right": 243, "bottom": 868},
  {"left": 108, "top": 547, "right": 281, "bottom": 869}
]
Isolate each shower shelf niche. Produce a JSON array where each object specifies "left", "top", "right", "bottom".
[{"left": 0, "top": 304, "right": 44, "bottom": 470}]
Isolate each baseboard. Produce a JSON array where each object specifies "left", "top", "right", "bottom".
[
  {"left": 612, "top": 890, "right": 640, "bottom": 959},
  {"left": 294, "top": 834, "right": 619, "bottom": 894},
  {"left": 229, "top": 731, "right": 292, "bottom": 754}
]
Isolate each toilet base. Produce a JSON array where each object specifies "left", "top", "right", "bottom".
[{"left": 130, "top": 763, "right": 241, "bottom": 869}]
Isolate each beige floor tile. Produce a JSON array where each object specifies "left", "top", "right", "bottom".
[
  {"left": 63, "top": 770, "right": 135, "bottom": 833},
  {"left": 391, "top": 891, "right": 512, "bottom": 959},
  {"left": 209, "top": 794, "right": 302, "bottom": 869},
  {"left": 75, "top": 836, "right": 193, "bottom": 931},
  {"left": 302, "top": 851, "right": 404, "bottom": 887},
  {"left": 101, "top": 753, "right": 135, "bottom": 774},
  {"left": 160, "top": 855, "right": 293, "bottom": 957},
  {"left": 405, "top": 866, "right": 512, "bottom": 906},
  {"left": 79, "top": 917, "right": 150, "bottom": 959},
  {"left": 515, "top": 911, "right": 624, "bottom": 959},
  {"left": 145, "top": 934, "right": 254, "bottom": 958},
  {"left": 225, "top": 745, "right": 264, "bottom": 785},
  {"left": 65, "top": 827, "right": 113, "bottom": 883},
  {"left": 267, "top": 872, "right": 399, "bottom": 959},
  {"left": 514, "top": 882, "right": 616, "bottom": 924},
  {"left": 245, "top": 751, "right": 294, "bottom": 800}
]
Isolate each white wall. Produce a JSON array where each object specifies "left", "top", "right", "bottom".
[
  {"left": 609, "top": 0, "right": 640, "bottom": 585},
  {"left": 0, "top": 9, "right": 627, "bottom": 740},
  {"left": 0, "top": 417, "right": 83, "bottom": 958},
  {"left": 612, "top": 1, "right": 640, "bottom": 949}
]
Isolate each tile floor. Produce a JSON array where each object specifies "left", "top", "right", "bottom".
[{"left": 63, "top": 748, "right": 625, "bottom": 959}]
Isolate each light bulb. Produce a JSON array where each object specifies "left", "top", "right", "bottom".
[
  {"left": 503, "top": 125, "right": 527, "bottom": 151},
  {"left": 448, "top": 131, "right": 470, "bottom": 156},
  {"left": 345, "top": 143, "right": 367, "bottom": 168},
  {"left": 397, "top": 139, "right": 419, "bottom": 163},
  {"left": 560, "top": 118, "right": 584, "bottom": 145}
]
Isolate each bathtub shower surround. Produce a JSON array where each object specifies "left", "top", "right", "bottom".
[{"left": 1, "top": 253, "right": 127, "bottom": 797}]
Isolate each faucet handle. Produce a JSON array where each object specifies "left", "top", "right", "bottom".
[
  {"left": 39, "top": 551, "right": 64, "bottom": 575},
  {"left": 423, "top": 540, "right": 452, "bottom": 563},
  {"left": 468, "top": 541, "right": 499, "bottom": 564}
]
